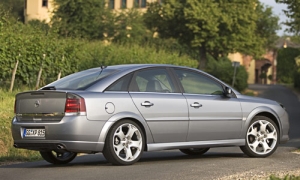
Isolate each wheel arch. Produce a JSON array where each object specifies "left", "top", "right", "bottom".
[
  {"left": 243, "top": 107, "right": 282, "bottom": 138},
  {"left": 96, "top": 112, "right": 153, "bottom": 151}
]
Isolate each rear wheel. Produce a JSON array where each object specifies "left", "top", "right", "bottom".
[
  {"left": 179, "top": 148, "right": 210, "bottom": 155},
  {"left": 240, "top": 116, "right": 279, "bottom": 157},
  {"left": 103, "top": 120, "right": 145, "bottom": 165},
  {"left": 39, "top": 151, "right": 77, "bottom": 164}
]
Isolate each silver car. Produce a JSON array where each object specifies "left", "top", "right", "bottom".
[{"left": 11, "top": 64, "right": 289, "bottom": 165}]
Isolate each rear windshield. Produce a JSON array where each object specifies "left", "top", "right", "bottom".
[{"left": 44, "top": 68, "right": 118, "bottom": 90}]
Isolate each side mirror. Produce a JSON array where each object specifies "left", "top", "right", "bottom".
[{"left": 224, "top": 87, "right": 232, "bottom": 95}]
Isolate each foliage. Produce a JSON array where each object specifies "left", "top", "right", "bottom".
[
  {"left": 255, "top": 3, "right": 280, "bottom": 49},
  {"left": 275, "top": 0, "right": 300, "bottom": 35},
  {"left": 277, "top": 47, "right": 300, "bottom": 84},
  {"left": 0, "top": 0, "right": 24, "bottom": 21},
  {"left": 0, "top": 34, "right": 80, "bottom": 86},
  {"left": 113, "top": 8, "right": 150, "bottom": 44},
  {"left": 0, "top": 9, "right": 83, "bottom": 88},
  {"left": 76, "top": 42, "right": 198, "bottom": 70},
  {"left": 52, "top": 0, "right": 116, "bottom": 40},
  {"left": 0, "top": 89, "right": 41, "bottom": 161},
  {"left": 144, "top": 0, "right": 269, "bottom": 69},
  {"left": 270, "top": 174, "right": 300, "bottom": 180},
  {"left": 206, "top": 56, "right": 248, "bottom": 92},
  {"left": 0, "top": 3, "right": 197, "bottom": 90}
]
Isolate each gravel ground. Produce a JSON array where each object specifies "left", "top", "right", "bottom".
[
  {"left": 218, "top": 169, "right": 300, "bottom": 180},
  {"left": 218, "top": 151, "right": 300, "bottom": 180}
]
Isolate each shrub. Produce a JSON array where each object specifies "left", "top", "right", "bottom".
[{"left": 206, "top": 56, "right": 248, "bottom": 92}]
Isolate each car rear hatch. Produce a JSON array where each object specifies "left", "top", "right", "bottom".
[{"left": 15, "top": 91, "right": 86, "bottom": 122}]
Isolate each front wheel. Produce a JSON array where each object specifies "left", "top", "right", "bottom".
[
  {"left": 103, "top": 120, "right": 145, "bottom": 165},
  {"left": 179, "top": 148, "right": 210, "bottom": 155},
  {"left": 39, "top": 151, "right": 77, "bottom": 164},
  {"left": 240, "top": 116, "right": 279, "bottom": 157}
]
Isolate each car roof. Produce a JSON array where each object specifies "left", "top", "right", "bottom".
[
  {"left": 85, "top": 64, "right": 239, "bottom": 93},
  {"left": 100, "top": 64, "right": 192, "bottom": 71}
]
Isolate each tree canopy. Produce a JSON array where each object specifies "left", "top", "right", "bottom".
[
  {"left": 51, "top": 0, "right": 115, "bottom": 40},
  {"left": 255, "top": 2, "right": 280, "bottom": 48},
  {"left": 276, "top": 0, "right": 300, "bottom": 35},
  {"left": 144, "top": 0, "right": 277, "bottom": 69},
  {"left": 0, "top": 0, "right": 24, "bottom": 21}
]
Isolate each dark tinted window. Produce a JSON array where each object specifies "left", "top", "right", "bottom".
[
  {"left": 109, "top": 0, "right": 115, "bottom": 9},
  {"left": 42, "top": 0, "right": 48, "bottom": 7},
  {"left": 141, "top": 0, "right": 146, "bottom": 7},
  {"left": 174, "top": 69, "right": 224, "bottom": 95},
  {"left": 121, "top": 0, "right": 126, "bottom": 8},
  {"left": 130, "top": 68, "right": 175, "bottom": 93},
  {"left": 44, "top": 68, "right": 118, "bottom": 90},
  {"left": 106, "top": 74, "right": 132, "bottom": 91}
]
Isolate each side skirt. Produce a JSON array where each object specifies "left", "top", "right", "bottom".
[{"left": 147, "top": 139, "right": 245, "bottom": 151}]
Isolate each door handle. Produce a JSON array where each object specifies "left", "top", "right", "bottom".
[
  {"left": 190, "top": 102, "right": 202, "bottom": 108},
  {"left": 141, "top": 101, "right": 154, "bottom": 107}
]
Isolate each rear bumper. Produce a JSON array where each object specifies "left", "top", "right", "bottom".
[
  {"left": 11, "top": 116, "right": 106, "bottom": 153},
  {"left": 13, "top": 141, "right": 104, "bottom": 153}
]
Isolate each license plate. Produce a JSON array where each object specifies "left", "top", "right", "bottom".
[{"left": 24, "top": 128, "right": 45, "bottom": 137}]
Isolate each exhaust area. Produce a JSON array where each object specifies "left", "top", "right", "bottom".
[{"left": 57, "top": 144, "right": 65, "bottom": 150}]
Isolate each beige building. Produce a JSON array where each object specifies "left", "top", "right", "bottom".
[
  {"left": 24, "top": 0, "right": 54, "bottom": 23},
  {"left": 228, "top": 53, "right": 256, "bottom": 84},
  {"left": 24, "top": 0, "right": 163, "bottom": 23}
]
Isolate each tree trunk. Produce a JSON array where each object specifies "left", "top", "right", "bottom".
[
  {"left": 198, "top": 47, "right": 207, "bottom": 70},
  {"left": 9, "top": 60, "right": 19, "bottom": 92}
]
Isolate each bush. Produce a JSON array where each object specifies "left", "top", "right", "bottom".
[
  {"left": 277, "top": 47, "right": 300, "bottom": 84},
  {"left": 76, "top": 42, "right": 197, "bottom": 70},
  {"left": 206, "top": 56, "right": 248, "bottom": 92}
]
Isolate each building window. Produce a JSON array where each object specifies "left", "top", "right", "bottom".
[
  {"left": 42, "top": 0, "right": 48, "bottom": 7},
  {"left": 134, "top": 0, "right": 146, "bottom": 8},
  {"left": 121, "top": 0, "right": 127, "bottom": 9},
  {"left": 141, "top": 0, "right": 146, "bottom": 7},
  {"left": 109, "top": 0, "right": 115, "bottom": 9},
  {"left": 134, "top": 0, "right": 139, "bottom": 8},
  {"left": 24, "top": 0, "right": 27, "bottom": 9}
]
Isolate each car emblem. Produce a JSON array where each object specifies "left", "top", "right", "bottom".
[{"left": 34, "top": 100, "right": 41, "bottom": 108}]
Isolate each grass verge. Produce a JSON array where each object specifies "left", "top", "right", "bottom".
[
  {"left": 0, "top": 88, "right": 41, "bottom": 163},
  {"left": 270, "top": 175, "right": 300, "bottom": 180}
]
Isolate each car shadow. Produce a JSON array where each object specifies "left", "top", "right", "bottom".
[{"left": 0, "top": 150, "right": 246, "bottom": 168}]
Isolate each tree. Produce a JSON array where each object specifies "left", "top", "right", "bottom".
[
  {"left": 51, "top": 0, "right": 116, "bottom": 40},
  {"left": 144, "top": 0, "right": 265, "bottom": 70},
  {"left": 277, "top": 47, "right": 300, "bottom": 83},
  {"left": 276, "top": 0, "right": 300, "bottom": 35},
  {"left": 0, "top": 0, "right": 24, "bottom": 21},
  {"left": 113, "top": 8, "right": 149, "bottom": 45},
  {"left": 255, "top": 3, "right": 280, "bottom": 49}
]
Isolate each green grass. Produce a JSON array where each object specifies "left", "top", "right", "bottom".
[
  {"left": 0, "top": 88, "right": 42, "bottom": 162},
  {"left": 270, "top": 175, "right": 300, "bottom": 180}
]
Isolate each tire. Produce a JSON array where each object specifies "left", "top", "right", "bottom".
[
  {"left": 103, "top": 120, "right": 145, "bottom": 165},
  {"left": 240, "top": 116, "right": 279, "bottom": 157},
  {"left": 179, "top": 148, "right": 210, "bottom": 155},
  {"left": 39, "top": 151, "right": 77, "bottom": 164}
]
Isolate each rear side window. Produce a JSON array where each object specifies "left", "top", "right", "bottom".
[
  {"left": 106, "top": 74, "right": 132, "bottom": 91},
  {"left": 44, "top": 68, "right": 118, "bottom": 90}
]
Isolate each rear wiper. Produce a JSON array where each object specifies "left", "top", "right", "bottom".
[{"left": 41, "top": 86, "right": 56, "bottom": 90}]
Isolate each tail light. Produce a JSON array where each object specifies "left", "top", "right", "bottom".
[{"left": 65, "top": 94, "right": 86, "bottom": 115}]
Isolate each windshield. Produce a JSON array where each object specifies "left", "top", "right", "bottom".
[{"left": 43, "top": 68, "right": 119, "bottom": 90}]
